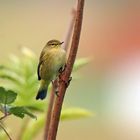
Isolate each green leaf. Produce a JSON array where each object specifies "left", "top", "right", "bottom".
[
  {"left": 73, "top": 58, "right": 90, "bottom": 72},
  {"left": 9, "top": 106, "right": 36, "bottom": 119},
  {"left": 0, "top": 87, "right": 17, "bottom": 104},
  {"left": 61, "top": 107, "right": 93, "bottom": 121}
]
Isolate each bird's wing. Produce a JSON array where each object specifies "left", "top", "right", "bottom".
[
  {"left": 37, "top": 49, "right": 46, "bottom": 80},
  {"left": 37, "top": 61, "right": 43, "bottom": 80}
]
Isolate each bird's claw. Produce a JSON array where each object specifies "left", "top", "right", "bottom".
[
  {"left": 67, "top": 77, "right": 72, "bottom": 87},
  {"left": 58, "top": 64, "right": 67, "bottom": 74},
  {"left": 51, "top": 80, "right": 59, "bottom": 97},
  {"left": 59, "top": 76, "right": 72, "bottom": 88},
  {"left": 55, "top": 89, "right": 59, "bottom": 97}
]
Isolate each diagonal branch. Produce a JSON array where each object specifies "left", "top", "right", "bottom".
[
  {"left": 44, "top": 1, "right": 77, "bottom": 140},
  {"left": 47, "top": 0, "right": 85, "bottom": 140}
]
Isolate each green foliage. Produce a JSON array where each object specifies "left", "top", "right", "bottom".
[
  {"left": 61, "top": 107, "right": 93, "bottom": 121},
  {"left": 0, "top": 47, "right": 92, "bottom": 140},
  {"left": 0, "top": 48, "right": 45, "bottom": 111},
  {"left": 9, "top": 106, "right": 36, "bottom": 119},
  {"left": 19, "top": 107, "right": 92, "bottom": 140},
  {"left": 0, "top": 86, "right": 36, "bottom": 119},
  {"left": 0, "top": 87, "right": 17, "bottom": 104},
  {"left": 73, "top": 57, "right": 90, "bottom": 72}
]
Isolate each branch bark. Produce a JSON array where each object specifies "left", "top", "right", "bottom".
[
  {"left": 62, "top": 1, "right": 77, "bottom": 51},
  {"left": 47, "top": 0, "right": 85, "bottom": 140},
  {"left": 44, "top": 81, "right": 56, "bottom": 140},
  {"left": 44, "top": 1, "right": 77, "bottom": 140}
]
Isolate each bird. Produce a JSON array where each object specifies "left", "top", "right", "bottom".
[{"left": 36, "top": 39, "right": 66, "bottom": 100}]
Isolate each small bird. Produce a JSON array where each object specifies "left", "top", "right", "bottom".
[{"left": 36, "top": 39, "right": 66, "bottom": 100}]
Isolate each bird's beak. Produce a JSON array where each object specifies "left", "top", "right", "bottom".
[{"left": 60, "top": 41, "right": 64, "bottom": 45}]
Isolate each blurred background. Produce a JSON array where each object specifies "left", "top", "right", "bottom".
[{"left": 0, "top": 0, "right": 140, "bottom": 140}]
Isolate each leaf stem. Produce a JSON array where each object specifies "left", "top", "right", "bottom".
[
  {"left": 0, "top": 114, "right": 10, "bottom": 121},
  {"left": 0, "top": 122, "right": 12, "bottom": 140}
]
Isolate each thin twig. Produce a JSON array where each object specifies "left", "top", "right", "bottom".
[
  {"left": 0, "top": 113, "right": 11, "bottom": 121},
  {"left": 47, "top": 0, "right": 85, "bottom": 140},
  {"left": 0, "top": 115, "right": 9, "bottom": 121},
  {"left": 0, "top": 122, "right": 12, "bottom": 140},
  {"left": 62, "top": 1, "right": 77, "bottom": 51},
  {"left": 44, "top": 81, "right": 56, "bottom": 140},
  {"left": 0, "top": 105, "right": 12, "bottom": 140}
]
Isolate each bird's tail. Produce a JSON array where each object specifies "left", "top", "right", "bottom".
[{"left": 36, "top": 80, "right": 49, "bottom": 100}]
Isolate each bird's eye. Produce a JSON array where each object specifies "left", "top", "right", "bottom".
[{"left": 51, "top": 43, "right": 54, "bottom": 45}]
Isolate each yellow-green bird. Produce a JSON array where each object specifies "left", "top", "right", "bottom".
[{"left": 36, "top": 39, "right": 66, "bottom": 100}]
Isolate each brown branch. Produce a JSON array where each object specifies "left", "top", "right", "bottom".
[
  {"left": 0, "top": 112, "right": 11, "bottom": 121},
  {"left": 47, "top": 0, "right": 85, "bottom": 140},
  {"left": 44, "top": 1, "right": 77, "bottom": 139},
  {"left": 0, "top": 115, "right": 8, "bottom": 121},
  {"left": 62, "top": 0, "right": 77, "bottom": 51},
  {"left": 0, "top": 107, "right": 12, "bottom": 140},
  {"left": 44, "top": 81, "right": 56, "bottom": 140}
]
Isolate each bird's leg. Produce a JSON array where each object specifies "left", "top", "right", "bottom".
[
  {"left": 65, "top": 77, "right": 72, "bottom": 87},
  {"left": 51, "top": 80, "right": 59, "bottom": 97},
  {"left": 59, "top": 75, "right": 72, "bottom": 88},
  {"left": 58, "top": 64, "right": 67, "bottom": 74},
  {"left": 67, "top": 76, "right": 72, "bottom": 87},
  {"left": 58, "top": 64, "right": 72, "bottom": 88}
]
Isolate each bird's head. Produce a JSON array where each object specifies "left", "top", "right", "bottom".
[{"left": 46, "top": 39, "right": 64, "bottom": 48}]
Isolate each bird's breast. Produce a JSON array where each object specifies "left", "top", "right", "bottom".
[{"left": 41, "top": 48, "right": 66, "bottom": 80}]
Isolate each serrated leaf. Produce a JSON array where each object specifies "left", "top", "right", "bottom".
[
  {"left": 73, "top": 58, "right": 90, "bottom": 72},
  {"left": 61, "top": 107, "right": 93, "bottom": 121},
  {"left": 0, "top": 87, "right": 17, "bottom": 104},
  {"left": 9, "top": 106, "right": 36, "bottom": 119}
]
